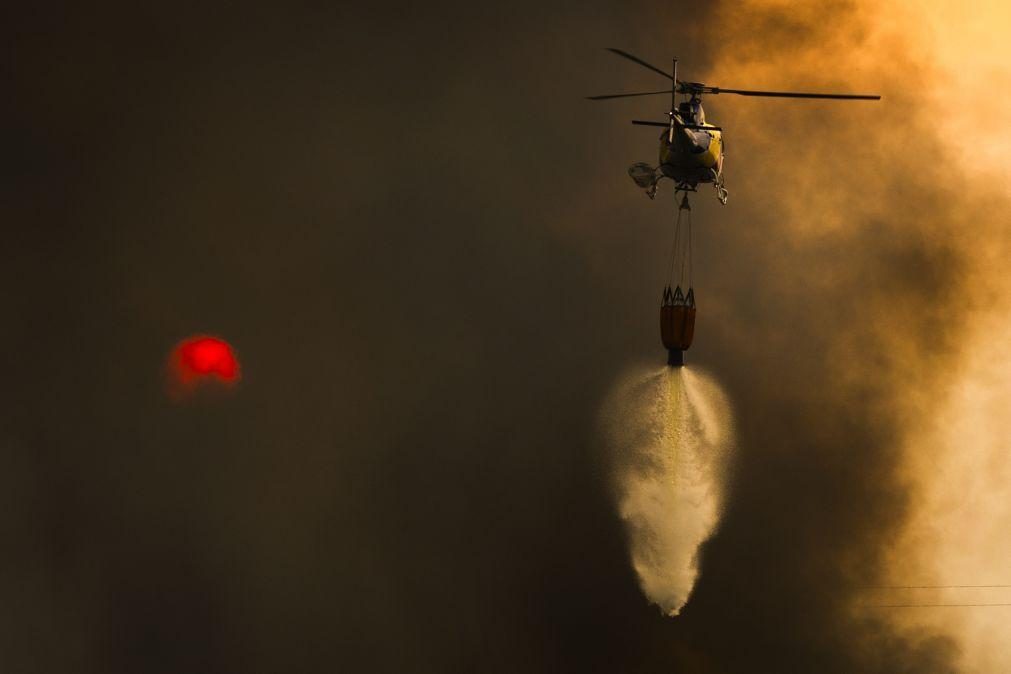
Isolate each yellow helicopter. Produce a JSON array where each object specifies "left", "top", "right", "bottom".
[{"left": 588, "top": 49, "right": 881, "bottom": 204}]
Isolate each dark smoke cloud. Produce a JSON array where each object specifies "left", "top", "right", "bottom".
[
  {"left": 1, "top": 1, "right": 971, "bottom": 672},
  {"left": 672, "top": 1, "right": 968, "bottom": 671}
]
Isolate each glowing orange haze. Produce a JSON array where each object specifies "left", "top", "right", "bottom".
[
  {"left": 887, "top": 5, "right": 1011, "bottom": 673},
  {"left": 704, "top": 2, "right": 1011, "bottom": 671}
]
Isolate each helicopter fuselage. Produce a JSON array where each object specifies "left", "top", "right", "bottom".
[{"left": 658, "top": 115, "right": 723, "bottom": 187}]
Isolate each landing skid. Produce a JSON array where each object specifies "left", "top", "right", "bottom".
[
  {"left": 628, "top": 163, "right": 728, "bottom": 204},
  {"left": 710, "top": 169, "right": 728, "bottom": 205},
  {"left": 648, "top": 176, "right": 697, "bottom": 201}
]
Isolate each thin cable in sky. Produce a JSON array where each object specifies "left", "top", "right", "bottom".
[
  {"left": 863, "top": 603, "right": 1011, "bottom": 608},
  {"left": 863, "top": 584, "right": 1011, "bottom": 590}
]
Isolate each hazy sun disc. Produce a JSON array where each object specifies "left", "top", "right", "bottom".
[{"left": 169, "top": 335, "right": 240, "bottom": 390}]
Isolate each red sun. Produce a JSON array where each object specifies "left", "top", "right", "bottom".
[{"left": 169, "top": 335, "right": 240, "bottom": 390}]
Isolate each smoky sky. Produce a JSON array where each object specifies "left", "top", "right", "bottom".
[{"left": 2, "top": 1, "right": 969, "bottom": 672}]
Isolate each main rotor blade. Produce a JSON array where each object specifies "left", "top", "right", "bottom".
[
  {"left": 632, "top": 120, "right": 724, "bottom": 131},
  {"left": 586, "top": 90, "right": 673, "bottom": 100},
  {"left": 703, "top": 86, "right": 880, "bottom": 100},
  {"left": 605, "top": 48, "right": 674, "bottom": 81}
]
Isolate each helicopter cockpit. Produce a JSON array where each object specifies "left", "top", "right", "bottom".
[
  {"left": 677, "top": 101, "right": 695, "bottom": 124},
  {"left": 677, "top": 100, "right": 705, "bottom": 125}
]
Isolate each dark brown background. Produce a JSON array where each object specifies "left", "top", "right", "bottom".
[{"left": 3, "top": 2, "right": 969, "bottom": 671}]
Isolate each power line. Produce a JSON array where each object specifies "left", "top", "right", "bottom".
[
  {"left": 863, "top": 584, "right": 1011, "bottom": 590},
  {"left": 863, "top": 603, "right": 1011, "bottom": 608}
]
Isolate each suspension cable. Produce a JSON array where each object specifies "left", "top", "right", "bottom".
[
  {"left": 686, "top": 205, "right": 693, "bottom": 288},
  {"left": 667, "top": 200, "right": 682, "bottom": 288},
  {"left": 674, "top": 192, "right": 692, "bottom": 289}
]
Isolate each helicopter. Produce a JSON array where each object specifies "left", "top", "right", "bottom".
[{"left": 588, "top": 49, "right": 881, "bottom": 204}]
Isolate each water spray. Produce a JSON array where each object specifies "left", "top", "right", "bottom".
[{"left": 600, "top": 366, "right": 734, "bottom": 615}]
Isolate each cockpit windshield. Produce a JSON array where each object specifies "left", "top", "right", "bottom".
[
  {"left": 677, "top": 101, "right": 695, "bottom": 124},
  {"left": 678, "top": 100, "right": 706, "bottom": 126}
]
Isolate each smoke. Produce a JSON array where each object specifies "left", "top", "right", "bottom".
[
  {"left": 872, "top": 5, "right": 1011, "bottom": 669},
  {"left": 8, "top": 0, "right": 1011, "bottom": 671},
  {"left": 664, "top": 0, "right": 1011, "bottom": 670},
  {"left": 880, "top": 312, "right": 1011, "bottom": 673},
  {"left": 652, "top": 1, "right": 974, "bottom": 670},
  {"left": 601, "top": 366, "right": 733, "bottom": 615}
]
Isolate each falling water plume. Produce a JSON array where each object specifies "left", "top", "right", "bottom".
[{"left": 600, "top": 366, "right": 734, "bottom": 616}]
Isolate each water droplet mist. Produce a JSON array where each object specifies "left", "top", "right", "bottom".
[{"left": 601, "top": 366, "right": 734, "bottom": 615}]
